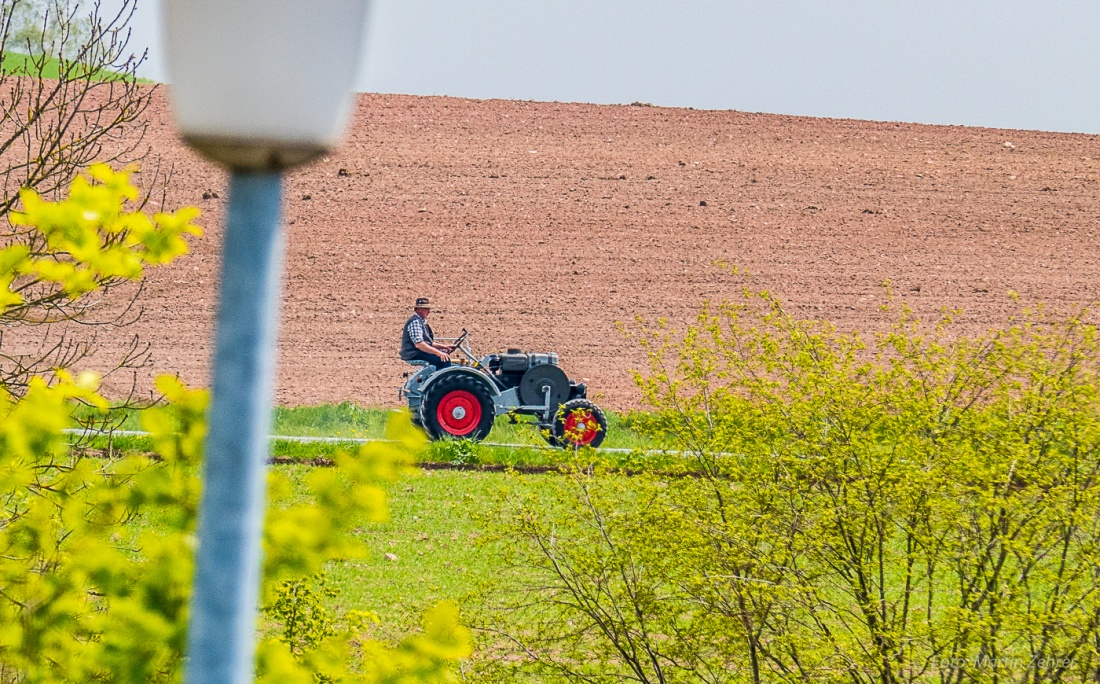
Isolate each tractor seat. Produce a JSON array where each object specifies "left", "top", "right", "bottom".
[{"left": 401, "top": 359, "right": 433, "bottom": 380}]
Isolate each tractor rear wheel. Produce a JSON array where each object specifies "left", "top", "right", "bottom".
[
  {"left": 422, "top": 374, "right": 495, "bottom": 441},
  {"left": 551, "top": 399, "right": 607, "bottom": 449}
]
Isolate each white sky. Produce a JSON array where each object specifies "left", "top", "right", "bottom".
[{"left": 129, "top": 0, "right": 1100, "bottom": 134}]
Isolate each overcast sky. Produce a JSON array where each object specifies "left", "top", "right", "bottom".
[{"left": 130, "top": 0, "right": 1100, "bottom": 134}]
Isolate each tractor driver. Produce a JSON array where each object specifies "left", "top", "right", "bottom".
[{"left": 400, "top": 297, "right": 453, "bottom": 369}]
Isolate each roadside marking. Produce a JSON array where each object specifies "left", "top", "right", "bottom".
[{"left": 64, "top": 428, "right": 685, "bottom": 456}]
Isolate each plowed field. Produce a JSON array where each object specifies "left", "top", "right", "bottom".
[{"left": 87, "top": 92, "right": 1100, "bottom": 408}]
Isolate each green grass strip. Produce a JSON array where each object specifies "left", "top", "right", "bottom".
[
  {"left": 74, "top": 403, "right": 677, "bottom": 471},
  {"left": 2, "top": 51, "right": 153, "bottom": 82}
]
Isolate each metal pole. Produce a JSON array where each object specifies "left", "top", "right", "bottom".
[{"left": 186, "top": 172, "right": 284, "bottom": 684}]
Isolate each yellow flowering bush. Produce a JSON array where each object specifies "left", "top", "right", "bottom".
[
  {"left": 1, "top": 163, "right": 201, "bottom": 312},
  {"left": 487, "top": 291, "right": 1100, "bottom": 683},
  {"left": 1, "top": 164, "right": 203, "bottom": 396},
  {"left": 0, "top": 166, "right": 471, "bottom": 682}
]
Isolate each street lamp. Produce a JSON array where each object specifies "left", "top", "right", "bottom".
[{"left": 162, "top": 1, "right": 369, "bottom": 681}]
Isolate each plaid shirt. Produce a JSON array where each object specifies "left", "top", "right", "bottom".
[{"left": 406, "top": 314, "right": 431, "bottom": 345}]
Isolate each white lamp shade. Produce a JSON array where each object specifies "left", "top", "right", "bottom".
[{"left": 163, "top": 0, "right": 369, "bottom": 170}]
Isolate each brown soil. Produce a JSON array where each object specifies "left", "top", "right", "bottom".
[{"left": 89, "top": 91, "right": 1100, "bottom": 409}]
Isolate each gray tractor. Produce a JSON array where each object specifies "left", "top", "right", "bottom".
[{"left": 399, "top": 330, "right": 607, "bottom": 448}]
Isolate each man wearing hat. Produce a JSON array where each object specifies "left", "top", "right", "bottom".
[{"left": 400, "top": 297, "right": 453, "bottom": 369}]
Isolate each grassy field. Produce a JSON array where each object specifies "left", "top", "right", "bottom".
[
  {"left": 114, "top": 460, "right": 540, "bottom": 664},
  {"left": 90, "top": 393, "right": 1097, "bottom": 680},
  {"left": 88, "top": 402, "right": 663, "bottom": 670},
  {"left": 286, "top": 466, "right": 530, "bottom": 638},
  {"left": 79, "top": 402, "right": 677, "bottom": 469},
  {"left": 99, "top": 409, "right": 570, "bottom": 661},
  {"left": 86, "top": 403, "right": 654, "bottom": 645},
  {"left": 2, "top": 51, "right": 152, "bottom": 82}
]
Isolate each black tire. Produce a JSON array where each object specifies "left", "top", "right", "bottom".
[
  {"left": 551, "top": 399, "right": 607, "bottom": 449},
  {"left": 422, "top": 373, "right": 495, "bottom": 442}
]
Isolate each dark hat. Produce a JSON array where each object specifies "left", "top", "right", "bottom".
[{"left": 414, "top": 297, "right": 432, "bottom": 309}]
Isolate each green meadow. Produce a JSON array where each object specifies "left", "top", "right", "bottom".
[
  {"left": 2, "top": 50, "right": 153, "bottom": 82},
  {"left": 81, "top": 402, "right": 674, "bottom": 469}
]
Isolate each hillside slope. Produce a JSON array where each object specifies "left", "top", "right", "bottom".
[{"left": 94, "top": 92, "right": 1100, "bottom": 407}]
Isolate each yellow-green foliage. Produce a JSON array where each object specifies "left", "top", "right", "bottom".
[
  {"left": 489, "top": 291, "right": 1100, "bottom": 683},
  {"left": 0, "top": 373, "right": 471, "bottom": 682},
  {"left": 1, "top": 164, "right": 201, "bottom": 309},
  {"left": 0, "top": 166, "right": 471, "bottom": 682}
]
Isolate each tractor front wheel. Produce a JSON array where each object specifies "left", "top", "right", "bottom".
[
  {"left": 551, "top": 399, "right": 607, "bottom": 449},
  {"left": 422, "top": 374, "right": 495, "bottom": 441}
]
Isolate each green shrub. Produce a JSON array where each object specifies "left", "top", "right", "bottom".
[
  {"left": 484, "top": 291, "right": 1100, "bottom": 683},
  {"left": 268, "top": 572, "right": 340, "bottom": 657},
  {"left": 428, "top": 438, "right": 483, "bottom": 466}
]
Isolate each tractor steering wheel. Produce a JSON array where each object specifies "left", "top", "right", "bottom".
[{"left": 449, "top": 329, "right": 475, "bottom": 363}]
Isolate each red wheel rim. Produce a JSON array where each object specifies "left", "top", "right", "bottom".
[
  {"left": 437, "top": 390, "right": 482, "bottom": 436},
  {"left": 562, "top": 409, "right": 599, "bottom": 446}
]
